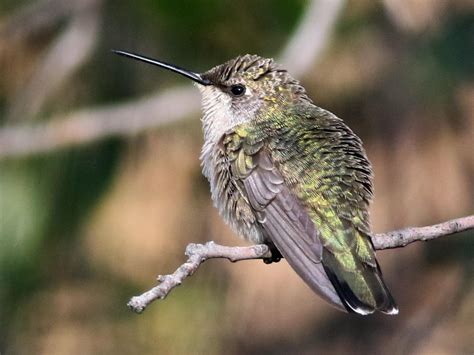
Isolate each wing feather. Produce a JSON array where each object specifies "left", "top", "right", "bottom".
[{"left": 242, "top": 150, "right": 346, "bottom": 311}]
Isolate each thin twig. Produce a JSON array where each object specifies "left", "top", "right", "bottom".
[
  {"left": 127, "top": 215, "right": 473, "bottom": 313},
  {"left": 127, "top": 243, "right": 271, "bottom": 313},
  {"left": 0, "top": 0, "right": 346, "bottom": 158}
]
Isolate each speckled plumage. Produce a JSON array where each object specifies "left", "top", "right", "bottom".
[{"left": 197, "top": 55, "right": 398, "bottom": 315}]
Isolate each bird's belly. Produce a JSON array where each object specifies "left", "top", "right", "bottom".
[{"left": 201, "top": 147, "right": 265, "bottom": 244}]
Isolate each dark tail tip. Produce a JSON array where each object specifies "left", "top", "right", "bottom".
[
  {"left": 323, "top": 264, "right": 375, "bottom": 315},
  {"left": 378, "top": 284, "right": 399, "bottom": 315},
  {"left": 323, "top": 253, "right": 399, "bottom": 316}
]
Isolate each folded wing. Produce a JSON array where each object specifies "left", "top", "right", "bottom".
[{"left": 241, "top": 150, "right": 346, "bottom": 311}]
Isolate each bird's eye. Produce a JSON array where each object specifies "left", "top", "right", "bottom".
[{"left": 230, "top": 84, "right": 246, "bottom": 97}]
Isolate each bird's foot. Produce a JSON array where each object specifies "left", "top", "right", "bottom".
[
  {"left": 263, "top": 255, "right": 281, "bottom": 264},
  {"left": 263, "top": 244, "right": 283, "bottom": 264}
]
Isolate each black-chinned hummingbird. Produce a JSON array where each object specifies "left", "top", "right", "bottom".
[{"left": 114, "top": 50, "right": 398, "bottom": 315}]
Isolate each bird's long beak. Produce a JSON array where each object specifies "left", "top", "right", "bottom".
[{"left": 113, "top": 50, "right": 211, "bottom": 86}]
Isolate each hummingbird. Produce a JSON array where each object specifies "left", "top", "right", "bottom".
[{"left": 114, "top": 50, "right": 398, "bottom": 315}]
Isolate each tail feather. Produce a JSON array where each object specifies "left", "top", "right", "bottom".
[
  {"left": 322, "top": 263, "right": 373, "bottom": 315},
  {"left": 322, "top": 249, "right": 398, "bottom": 315},
  {"left": 373, "top": 260, "right": 398, "bottom": 315}
]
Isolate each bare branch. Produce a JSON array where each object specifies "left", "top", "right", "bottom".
[
  {"left": 127, "top": 243, "right": 270, "bottom": 313},
  {"left": 0, "top": 0, "right": 346, "bottom": 158},
  {"left": 372, "top": 215, "right": 474, "bottom": 250},
  {"left": 127, "top": 215, "right": 473, "bottom": 314}
]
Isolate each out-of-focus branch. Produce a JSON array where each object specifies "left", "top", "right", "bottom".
[
  {"left": 0, "top": 87, "right": 198, "bottom": 158},
  {"left": 280, "top": 0, "right": 346, "bottom": 77},
  {"left": 6, "top": 1, "right": 101, "bottom": 122},
  {"left": 0, "top": 0, "right": 346, "bottom": 158},
  {"left": 0, "top": 0, "right": 94, "bottom": 40},
  {"left": 127, "top": 215, "right": 473, "bottom": 314}
]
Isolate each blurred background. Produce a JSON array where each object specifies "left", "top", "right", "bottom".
[{"left": 0, "top": 0, "right": 473, "bottom": 354}]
